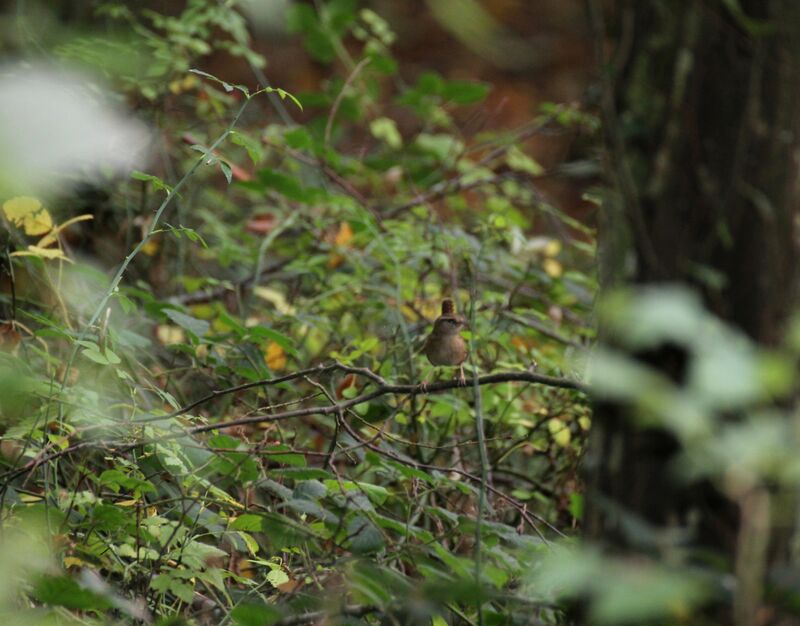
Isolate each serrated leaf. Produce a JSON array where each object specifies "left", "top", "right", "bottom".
[
  {"left": 266, "top": 568, "right": 290, "bottom": 588},
  {"left": 169, "top": 580, "right": 195, "bottom": 603}
]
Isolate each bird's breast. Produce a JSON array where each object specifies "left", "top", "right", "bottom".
[{"left": 424, "top": 335, "right": 468, "bottom": 366}]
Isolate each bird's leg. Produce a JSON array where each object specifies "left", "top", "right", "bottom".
[
  {"left": 458, "top": 364, "right": 466, "bottom": 386},
  {"left": 420, "top": 367, "right": 435, "bottom": 393}
]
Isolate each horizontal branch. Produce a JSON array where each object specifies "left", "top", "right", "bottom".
[
  {"left": 185, "top": 368, "right": 585, "bottom": 436},
  {"left": 0, "top": 364, "right": 585, "bottom": 484}
]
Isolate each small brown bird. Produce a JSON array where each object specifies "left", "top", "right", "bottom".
[{"left": 423, "top": 298, "right": 469, "bottom": 384}]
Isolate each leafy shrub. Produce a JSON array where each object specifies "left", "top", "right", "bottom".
[{"left": 0, "top": 1, "right": 595, "bottom": 624}]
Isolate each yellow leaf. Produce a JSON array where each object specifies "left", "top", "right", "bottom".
[
  {"left": 27, "top": 246, "right": 66, "bottom": 259},
  {"left": 543, "top": 258, "right": 563, "bottom": 278},
  {"left": 3, "top": 196, "right": 53, "bottom": 235},
  {"left": 37, "top": 214, "right": 94, "bottom": 247},
  {"left": 63, "top": 556, "right": 90, "bottom": 568},
  {"left": 327, "top": 253, "right": 345, "bottom": 269},
  {"left": 510, "top": 335, "right": 535, "bottom": 352},
  {"left": 264, "top": 341, "right": 286, "bottom": 371},
  {"left": 237, "top": 558, "right": 256, "bottom": 579},
  {"left": 548, "top": 418, "right": 571, "bottom": 447},
  {"left": 156, "top": 325, "right": 186, "bottom": 345},
  {"left": 333, "top": 221, "right": 353, "bottom": 246},
  {"left": 35, "top": 233, "right": 58, "bottom": 248},
  {"left": 420, "top": 300, "right": 440, "bottom": 320},
  {"left": 25, "top": 209, "right": 53, "bottom": 235},
  {"left": 253, "top": 286, "right": 296, "bottom": 315},
  {"left": 169, "top": 75, "right": 198, "bottom": 94},
  {"left": 543, "top": 239, "right": 562, "bottom": 257},
  {"left": 141, "top": 238, "right": 160, "bottom": 256},
  {"left": 11, "top": 245, "right": 71, "bottom": 261},
  {"left": 3, "top": 196, "right": 40, "bottom": 223},
  {"left": 400, "top": 305, "right": 419, "bottom": 322},
  {"left": 117, "top": 499, "right": 140, "bottom": 507}
]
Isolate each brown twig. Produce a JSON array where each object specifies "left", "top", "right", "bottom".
[
  {"left": 324, "top": 57, "right": 372, "bottom": 146},
  {"left": 382, "top": 172, "right": 516, "bottom": 220},
  {"left": 500, "top": 310, "right": 585, "bottom": 348}
]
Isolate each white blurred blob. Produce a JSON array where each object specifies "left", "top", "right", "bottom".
[
  {"left": 0, "top": 63, "right": 150, "bottom": 194},
  {"left": 238, "top": 0, "right": 290, "bottom": 34}
]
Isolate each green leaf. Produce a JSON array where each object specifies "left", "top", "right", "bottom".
[
  {"left": 415, "top": 133, "right": 463, "bottom": 161},
  {"left": 33, "top": 575, "right": 112, "bottom": 610},
  {"left": 91, "top": 504, "right": 130, "bottom": 531},
  {"left": 230, "top": 131, "right": 264, "bottom": 164},
  {"left": 253, "top": 168, "right": 307, "bottom": 201},
  {"left": 164, "top": 309, "right": 210, "bottom": 339},
  {"left": 265, "top": 87, "right": 304, "bottom": 111},
  {"left": 367, "top": 51, "right": 397, "bottom": 74},
  {"left": 131, "top": 170, "right": 173, "bottom": 194},
  {"left": 169, "top": 580, "right": 195, "bottom": 604},
  {"left": 219, "top": 160, "right": 232, "bottom": 184},
  {"left": 569, "top": 493, "right": 584, "bottom": 520},
  {"left": 284, "top": 127, "right": 314, "bottom": 150},
  {"left": 507, "top": 146, "right": 544, "bottom": 175},
  {"left": 441, "top": 79, "right": 490, "bottom": 104},
  {"left": 247, "top": 326, "right": 298, "bottom": 356},
  {"left": 286, "top": 4, "right": 336, "bottom": 63},
  {"left": 269, "top": 467, "right": 333, "bottom": 480},
  {"left": 591, "top": 566, "right": 710, "bottom": 624},
  {"left": 264, "top": 444, "right": 307, "bottom": 467},
  {"left": 347, "top": 515, "right": 384, "bottom": 553},
  {"left": 266, "top": 568, "right": 290, "bottom": 587},
  {"left": 79, "top": 341, "right": 120, "bottom": 365},
  {"left": 370, "top": 117, "right": 402, "bottom": 149},
  {"left": 230, "top": 514, "right": 264, "bottom": 532},
  {"left": 188, "top": 68, "right": 241, "bottom": 94},
  {"left": 231, "top": 604, "right": 282, "bottom": 626}
]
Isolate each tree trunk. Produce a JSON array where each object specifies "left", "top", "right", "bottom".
[{"left": 585, "top": 0, "right": 800, "bottom": 620}]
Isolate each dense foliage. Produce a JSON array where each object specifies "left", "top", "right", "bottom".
[{"left": 0, "top": 2, "right": 596, "bottom": 624}]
